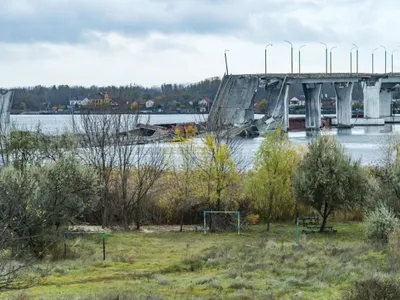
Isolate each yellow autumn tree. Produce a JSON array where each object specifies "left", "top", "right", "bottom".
[
  {"left": 247, "top": 127, "right": 300, "bottom": 231},
  {"left": 196, "top": 134, "right": 240, "bottom": 211}
]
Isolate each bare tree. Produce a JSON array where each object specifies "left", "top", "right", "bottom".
[
  {"left": 79, "top": 112, "right": 119, "bottom": 227},
  {"left": 80, "top": 112, "right": 168, "bottom": 230}
]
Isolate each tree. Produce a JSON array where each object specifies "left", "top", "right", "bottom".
[
  {"left": 198, "top": 134, "right": 239, "bottom": 211},
  {"left": 37, "top": 155, "right": 99, "bottom": 231},
  {"left": 258, "top": 99, "right": 268, "bottom": 113},
  {"left": 79, "top": 113, "right": 119, "bottom": 227},
  {"left": 161, "top": 135, "right": 197, "bottom": 231},
  {"left": 247, "top": 127, "right": 299, "bottom": 231},
  {"left": 0, "top": 158, "right": 98, "bottom": 289},
  {"left": 293, "top": 134, "right": 368, "bottom": 232},
  {"left": 110, "top": 114, "right": 168, "bottom": 230}
]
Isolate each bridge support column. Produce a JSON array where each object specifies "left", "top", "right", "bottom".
[
  {"left": 334, "top": 82, "right": 353, "bottom": 128},
  {"left": 379, "top": 84, "right": 395, "bottom": 117},
  {"left": 363, "top": 79, "right": 382, "bottom": 119},
  {"left": 303, "top": 83, "right": 322, "bottom": 131},
  {"left": 283, "top": 84, "right": 290, "bottom": 131}
]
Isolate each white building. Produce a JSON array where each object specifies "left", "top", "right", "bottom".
[
  {"left": 146, "top": 100, "right": 154, "bottom": 108},
  {"left": 289, "top": 97, "right": 305, "bottom": 106},
  {"left": 69, "top": 96, "right": 90, "bottom": 107}
]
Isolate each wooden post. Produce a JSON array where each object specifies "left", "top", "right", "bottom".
[{"left": 102, "top": 233, "right": 106, "bottom": 261}]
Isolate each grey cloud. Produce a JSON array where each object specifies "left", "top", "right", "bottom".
[{"left": 0, "top": 0, "right": 385, "bottom": 45}]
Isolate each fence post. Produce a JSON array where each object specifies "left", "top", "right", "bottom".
[
  {"left": 296, "top": 217, "right": 300, "bottom": 245},
  {"left": 102, "top": 233, "right": 106, "bottom": 261},
  {"left": 237, "top": 212, "right": 241, "bottom": 235},
  {"left": 203, "top": 211, "right": 207, "bottom": 234}
]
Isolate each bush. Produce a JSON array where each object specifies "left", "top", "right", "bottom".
[
  {"left": 343, "top": 277, "right": 400, "bottom": 300},
  {"left": 246, "top": 214, "right": 260, "bottom": 225},
  {"left": 364, "top": 203, "right": 398, "bottom": 243}
]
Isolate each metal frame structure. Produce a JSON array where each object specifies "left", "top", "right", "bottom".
[{"left": 203, "top": 211, "right": 241, "bottom": 235}]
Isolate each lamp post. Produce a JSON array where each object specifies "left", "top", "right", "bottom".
[
  {"left": 298, "top": 45, "right": 306, "bottom": 73},
  {"left": 350, "top": 46, "right": 357, "bottom": 74},
  {"left": 320, "top": 42, "right": 328, "bottom": 73},
  {"left": 330, "top": 46, "right": 337, "bottom": 73},
  {"left": 284, "top": 40, "right": 293, "bottom": 73},
  {"left": 391, "top": 47, "right": 400, "bottom": 74},
  {"left": 372, "top": 48, "right": 379, "bottom": 73},
  {"left": 224, "top": 49, "right": 229, "bottom": 75},
  {"left": 265, "top": 44, "right": 272, "bottom": 74},
  {"left": 352, "top": 44, "right": 359, "bottom": 73},
  {"left": 381, "top": 45, "right": 387, "bottom": 73}
]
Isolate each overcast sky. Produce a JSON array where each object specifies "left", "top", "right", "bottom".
[{"left": 0, "top": 0, "right": 399, "bottom": 88}]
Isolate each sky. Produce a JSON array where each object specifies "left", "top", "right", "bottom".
[{"left": 0, "top": 0, "right": 399, "bottom": 88}]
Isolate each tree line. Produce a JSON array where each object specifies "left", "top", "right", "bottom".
[{"left": 7, "top": 78, "right": 375, "bottom": 113}]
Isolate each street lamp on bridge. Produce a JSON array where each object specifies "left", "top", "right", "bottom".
[
  {"left": 298, "top": 45, "right": 306, "bottom": 73},
  {"left": 265, "top": 44, "right": 272, "bottom": 75},
  {"left": 320, "top": 42, "right": 328, "bottom": 73},
  {"left": 372, "top": 48, "right": 379, "bottom": 73},
  {"left": 330, "top": 46, "right": 337, "bottom": 73},
  {"left": 350, "top": 46, "right": 357, "bottom": 74},
  {"left": 381, "top": 45, "right": 387, "bottom": 73},
  {"left": 352, "top": 44, "right": 359, "bottom": 73},
  {"left": 224, "top": 49, "right": 229, "bottom": 75},
  {"left": 284, "top": 40, "right": 294, "bottom": 73},
  {"left": 391, "top": 47, "right": 400, "bottom": 74}
]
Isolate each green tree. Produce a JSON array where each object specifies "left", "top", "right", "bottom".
[
  {"left": 293, "top": 135, "right": 367, "bottom": 232},
  {"left": 258, "top": 99, "right": 268, "bottom": 113},
  {"left": 247, "top": 127, "right": 299, "bottom": 231}
]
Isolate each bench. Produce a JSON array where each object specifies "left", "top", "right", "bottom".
[{"left": 301, "top": 216, "right": 320, "bottom": 226}]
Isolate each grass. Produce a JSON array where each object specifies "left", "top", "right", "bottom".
[{"left": 3, "top": 223, "right": 400, "bottom": 299}]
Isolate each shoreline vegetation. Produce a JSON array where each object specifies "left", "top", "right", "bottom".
[{"left": 1, "top": 112, "right": 400, "bottom": 299}]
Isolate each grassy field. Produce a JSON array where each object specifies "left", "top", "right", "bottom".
[{"left": 4, "top": 223, "right": 400, "bottom": 300}]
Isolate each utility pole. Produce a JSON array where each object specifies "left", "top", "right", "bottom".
[
  {"left": 224, "top": 49, "right": 229, "bottom": 75},
  {"left": 320, "top": 42, "right": 328, "bottom": 73},
  {"left": 265, "top": 44, "right": 272, "bottom": 74},
  {"left": 352, "top": 44, "right": 359, "bottom": 73},
  {"left": 372, "top": 48, "right": 378, "bottom": 74},
  {"left": 284, "top": 40, "right": 293, "bottom": 73},
  {"left": 299, "top": 45, "right": 306, "bottom": 73},
  {"left": 330, "top": 46, "right": 337, "bottom": 73},
  {"left": 381, "top": 45, "right": 387, "bottom": 73}
]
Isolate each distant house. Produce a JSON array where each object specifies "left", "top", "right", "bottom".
[
  {"left": 289, "top": 97, "right": 305, "bottom": 106},
  {"left": 146, "top": 100, "right": 154, "bottom": 108},
  {"left": 198, "top": 98, "right": 212, "bottom": 112},
  {"left": 89, "top": 92, "right": 111, "bottom": 106},
  {"left": 69, "top": 96, "right": 90, "bottom": 107}
]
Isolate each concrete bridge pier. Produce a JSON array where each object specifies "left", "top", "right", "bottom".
[
  {"left": 379, "top": 83, "right": 396, "bottom": 117},
  {"left": 334, "top": 82, "right": 353, "bottom": 128},
  {"left": 303, "top": 83, "right": 322, "bottom": 131},
  {"left": 0, "top": 91, "right": 13, "bottom": 135},
  {"left": 363, "top": 79, "right": 382, "bottom": 119},
  {"left": 283, "top": 84, "right": 290, "bottom": 131}
]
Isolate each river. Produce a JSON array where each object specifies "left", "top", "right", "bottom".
[{"left": 10, "top": 114, "right": 398, "bottom": 166}]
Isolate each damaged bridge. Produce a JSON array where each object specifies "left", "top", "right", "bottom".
[
  {"left": 207, "top": 74, "right": 287, "bottom": 135},
  {"left": 207, "top": 72, "right": 400, "bottom": 133}
]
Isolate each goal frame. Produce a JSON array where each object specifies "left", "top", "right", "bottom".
[{"left": 203, "top": 211, "right": 241, "bottom": 235}]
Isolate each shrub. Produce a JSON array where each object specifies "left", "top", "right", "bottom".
[
  {"left": 364, "top": 203, "right": 398, "bottom": 243},
  {"left": 246, "top": 214, "right": 260, "bottom": 225},
  {"left": 343, "top": 277, "right": 400, "bottom": 300}
]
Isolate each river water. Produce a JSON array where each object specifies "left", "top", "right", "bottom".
[{"left": 10, "top": 114, "right": 398, "bottom": 166}]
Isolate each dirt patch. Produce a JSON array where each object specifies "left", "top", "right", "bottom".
[{"left": 67, "top": 225, "right": 202, "bottom": 234}]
